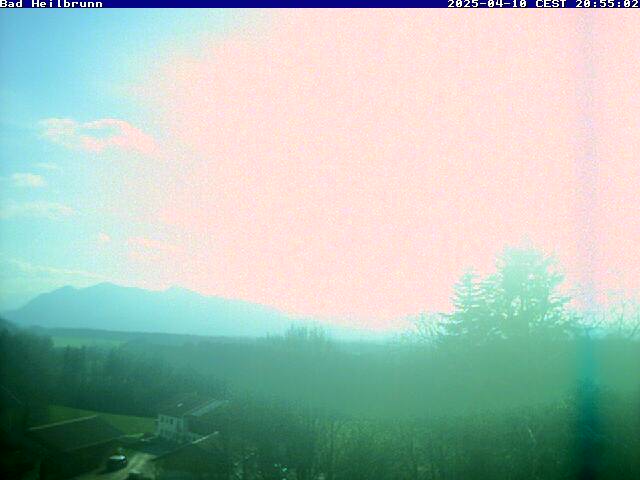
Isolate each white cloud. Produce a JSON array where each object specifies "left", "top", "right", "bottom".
[
  {"left": 39, "top": 117, "right": 157, "bottom": 155},
  {"left": 0, "top": 201, "right": 74, "bottom": 220},
  {"left": 11, "top": 172, "right": 46, "bottom": 188}
]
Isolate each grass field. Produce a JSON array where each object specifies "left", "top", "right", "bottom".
[{"left": 46, "top": 405, "right": 155, "bottom": 435}]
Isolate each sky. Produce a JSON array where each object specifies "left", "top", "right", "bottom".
[{"left": 1, "top": 10, "right": 639, "bottom": 328}]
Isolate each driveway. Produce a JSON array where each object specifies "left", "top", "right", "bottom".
[{"left": 73, "top": 452, "right": 157, "bottom": 480}]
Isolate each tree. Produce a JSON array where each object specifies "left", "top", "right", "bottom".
[
  {"left": 606, "top": 293, "right": 640, "bottom": 340},
  {"left": 483, "top": 248, "right": 572, "bottom": 340},
  {"left": 442, "top": 269, "right": 489, "bottom": 344},
  {"left": 442, "top": 248, "right": 574, "bottom": 344}
]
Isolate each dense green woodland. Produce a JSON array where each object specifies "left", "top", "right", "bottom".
[{"left": 1, "top": 248, "right": 640, "bottom": 479}]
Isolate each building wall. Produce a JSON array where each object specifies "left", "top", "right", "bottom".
[
  {"left": 157, "top": 415, "right": 181, "bottom": 441},
  {"left": 158, "top": 408, "right": 217, "bottom": 443},
  {"left": 157, "top": 401, "right": 224, "bottom": 444}
]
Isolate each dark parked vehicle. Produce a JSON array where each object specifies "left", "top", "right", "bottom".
[{"left": 106, "top": 454, "right": 127, "bottom": 471}]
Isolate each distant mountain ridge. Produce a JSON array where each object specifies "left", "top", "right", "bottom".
[
  {"left": 4, "top": 283, "right": 395, "bottom": 340},
  {"left": 4, "top": 282, "right": 295, "bottom": 337}
]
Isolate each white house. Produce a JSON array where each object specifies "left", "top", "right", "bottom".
[{"left": 156, "top": 395, "right": 226, "bottom": 444}]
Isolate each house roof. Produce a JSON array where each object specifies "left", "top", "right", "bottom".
[
  {"left": 157, "top": 395, "right": 224, "bottom": 418},
  {"left": 185, "top": 415, "right": 217, "bottom": 436},
  {"left": 28, "top": 415, "right": 124, "bottom": 452},
  {"left": 184, "top": 401, "right": 229, "bottom": 435}
]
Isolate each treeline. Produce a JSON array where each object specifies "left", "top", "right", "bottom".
[
  {"left": 204, "top": 386, "right": 640, "bottom": 480},
  {"left": 0, "top": 326, "right": 225, "bottom": 420}
]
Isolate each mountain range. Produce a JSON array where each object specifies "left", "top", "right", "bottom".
[{"left": 3, "top": 283, "right": 396, "bottom": 340}]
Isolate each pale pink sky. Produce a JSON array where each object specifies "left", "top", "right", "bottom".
[{"left": 120, "top": 10, "right": 640, "bottom": 326}]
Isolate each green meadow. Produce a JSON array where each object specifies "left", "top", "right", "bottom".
[{"left": 46, "top": 405, "right": 155, "bottom": 435}]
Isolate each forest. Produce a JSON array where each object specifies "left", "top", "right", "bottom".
[{"left": 1, "top": 247, "right": 639, "bottom": 480}]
